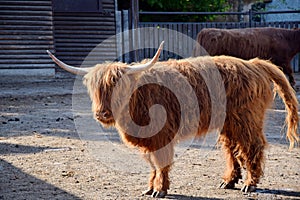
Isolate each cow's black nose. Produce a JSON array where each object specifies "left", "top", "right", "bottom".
[{"left": 98, "top": 110, "right": 111, "bottom": 119}]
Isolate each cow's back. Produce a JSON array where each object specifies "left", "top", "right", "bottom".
[{"left": 194, "top": 28, "right": 274, "bottom": 60}]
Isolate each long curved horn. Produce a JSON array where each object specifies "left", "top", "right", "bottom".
[
  {"left": 46, "top": 50, "right": 93, "bottom": 76},
  {"left": 126, "top": 41, "right": 164, "bottom": 74}
]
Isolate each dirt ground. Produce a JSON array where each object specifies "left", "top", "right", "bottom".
[{"left": 0, "top": 74, "right": 300, "bottom": 200}]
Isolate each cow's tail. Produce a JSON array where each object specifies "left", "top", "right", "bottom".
[{"left": 251, "top": 58, "right": 299, "bottom": 149}]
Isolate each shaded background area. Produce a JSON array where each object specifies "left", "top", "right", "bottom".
[{"left": 0, "top": 159, "right": 81, "bottom": 200}]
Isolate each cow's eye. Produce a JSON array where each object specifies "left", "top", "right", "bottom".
[{"left": 111, "top": 76, "right": 117, "bottom": 84}]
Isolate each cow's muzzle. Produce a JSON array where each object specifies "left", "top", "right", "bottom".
[{"left": 95, "top": 110, "right": 114, "bottom": 124}]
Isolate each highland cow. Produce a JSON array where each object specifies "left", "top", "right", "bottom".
[
  {"left": 47, "top": 42, "right": 299, "bottom": 198},
  {"left": 192, "top": 27, "right": 300, "bottom": 86}
]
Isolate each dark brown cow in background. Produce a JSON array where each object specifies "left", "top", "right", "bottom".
[{"left": 193, "top": 27, "right": 300, "bottom": 86}]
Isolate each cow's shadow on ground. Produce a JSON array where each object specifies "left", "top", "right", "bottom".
[
  {"left": 166, "top": 189, "right": 300, "bottom": 199},
  {"left": 0, "top": 143, "right": 79, "bottom": 199},
  {"left": 0, "top": 142, "right": 70, "bottom": 155},
  {"left": 256, "top": 188, "right": 300, "bottom": 198},
  {"left": 166, "top": 194, "right": 221, "bottom": 199},
  {"left": 0, "top": 159, "right": 80, "bottom": 200}
]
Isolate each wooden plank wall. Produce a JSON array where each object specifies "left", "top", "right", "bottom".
[
  {"left": 0, "top": 0, "right": 55, "bottom": 71},
  {"left": 53, "top": 0, "right": 117, "bottom": 68}
]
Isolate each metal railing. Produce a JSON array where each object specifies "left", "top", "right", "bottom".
[{"left": 116, "top": 9, "right": 300, "bottom": 72}]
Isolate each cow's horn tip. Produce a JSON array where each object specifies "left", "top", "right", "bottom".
[
  {"left": 159, "top": 41, "right": 164, "bottom": 49},
  {"left": 46, "top": 50, "right": 53, "bottom": 56}
]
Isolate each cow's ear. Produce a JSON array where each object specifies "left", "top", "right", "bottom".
[
  {"left": 111, "top": 76, "right": 115, "bottom": 84},
  {"left": 111, "top": 68, "right": 124, "bottom": 84},
  {"left": 82, "top": 75, "right": 88, "bottom": 86},
  {"left": 117, "top": 69, "right": 123, "bottom": 78}
]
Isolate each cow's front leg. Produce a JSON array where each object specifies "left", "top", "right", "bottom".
[
  {"left": 142, "top": 153, "right": 156, "bottom": 195},
  {"left": 142, "top": 157, "right": 171, "bottom": 198},
  {"left": 152, "top": 165, "right": 171, "bottom": 198},
  {"left": 142, "top": 140, "right": 174, "bottom": 198},
  {"left": 142, "top": 169, "right": 156, "bottom": 195},
  {"left": 150, "top": 145, "right": 174, "bottom": 198}
]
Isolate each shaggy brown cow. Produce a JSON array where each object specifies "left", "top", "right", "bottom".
[
  {"left": 47, "top": 43, "right": 299, "bottom": 198},
  {"left": 192, "top": 27, "right": 300, "bottom": 86}
]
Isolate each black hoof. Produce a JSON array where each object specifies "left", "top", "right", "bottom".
[
  {"left": 142, "top": 188, "right": 153, "bottom": 196},
  {"left": 241, "top": 184, "right": 256, "bottom": 193},
  {"left": 151, "top": 190, "right": 167, "bottom": 198},
  {"left": 219, "top": 181, "right": 235, "bottom": 189}
]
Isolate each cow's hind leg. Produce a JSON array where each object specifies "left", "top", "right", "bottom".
[
  {"left": 241, "top": 140, "right": 266, "bottom": 193},
  {"left": 281, "top": 63, "right": 296, "bottom": 87},
  {"left": 219, "top": 134, "right": 242, "bottom": 189}
]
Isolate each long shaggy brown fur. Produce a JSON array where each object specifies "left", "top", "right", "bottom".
[
  {"left": 193, "top": 27, "right": 300, "bottom": 86},
  {"left": 83, "top": 55, "right": 299, "bottom": 197}
]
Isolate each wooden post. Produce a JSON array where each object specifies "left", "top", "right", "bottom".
[
  {"left": 115, "top": 11, "right": 123, "bottom": 61},
  {"left": 237, "top": 0, "right": 243, "bottom": 22},
  {"left": 130, "top": 0, "right": 139, "bottom": 29},
  {"left": 249, "top": 9, "right": 253, "bottom": 27},
  {"left": 122, "top": 10, "right": 130, "bottom": 63},
  {"left": 130, "top": 0, "right": 139, "bottom": 62}
]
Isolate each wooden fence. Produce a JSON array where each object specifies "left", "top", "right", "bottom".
[{"left": 116, "top": 10, "right": 300, "bottom": 72}]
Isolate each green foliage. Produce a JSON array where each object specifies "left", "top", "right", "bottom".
[{"left": 139, "top": 0, "right": 231, "bottom": 22}]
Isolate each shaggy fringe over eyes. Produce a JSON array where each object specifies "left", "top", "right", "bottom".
[{"left": 83, "top": 62, "right": 128, "bottom": 114}]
